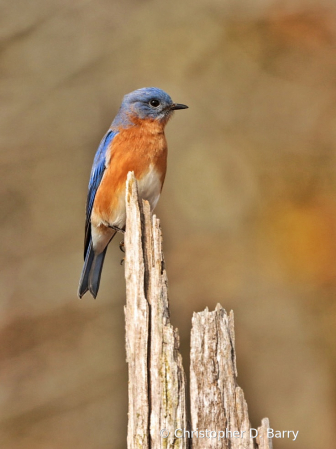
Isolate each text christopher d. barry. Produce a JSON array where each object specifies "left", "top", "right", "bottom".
[{"left": 160, "top": 428, "right": 299, "bottom": 441}]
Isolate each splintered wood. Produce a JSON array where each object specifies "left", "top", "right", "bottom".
[
  {"left": 125, "top": 172, "right": 187, "bottom": 449},
  {"left": 190, "top": 307, "right": 272, "bottom": 449},
  {"left": 124, "top": 172, "right": 272, "bottom": 449}
]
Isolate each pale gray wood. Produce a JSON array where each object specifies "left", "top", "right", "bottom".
[
  {"left": 124, "top": 172, "right": 150, "bottom": 449},
  {"left": 190, "top": 305, "right": 271, "bottom": 449},
  {"left": 256, "top": 418, "right": 273, "bottom": 449},
  {"left": 124, "top": 172, "right": 187, "bottom": 449}
]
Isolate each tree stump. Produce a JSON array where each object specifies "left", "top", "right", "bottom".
[{"left": 124, "top": 172, "right": 272, "bottom": 449}]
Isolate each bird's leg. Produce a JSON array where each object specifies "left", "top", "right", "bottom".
[
  {"left": 106, "top": 225, "right": 125, "bottom": 263},
  {"left": 119, "top": 237, "right": 125, "bottom": 265},
  {"left": 120, "top": 240, "right": 125, "bottom": 265},
  {"left": 108, "top": 225, "right": 125, "bottom": 234}
]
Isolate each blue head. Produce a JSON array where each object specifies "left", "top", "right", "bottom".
[{"left": 112, "top": 87, "right": 188, "bottom": 128}]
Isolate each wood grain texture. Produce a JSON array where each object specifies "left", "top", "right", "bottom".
[
  {"left": 124, "top": 172, "right": 150, "bottom": 449},
  {"left": 124, "top": 172, "right": 187, "bottom": 449},
  {"left": 190, "top": 305, "right": 272, "bottom": 449}
]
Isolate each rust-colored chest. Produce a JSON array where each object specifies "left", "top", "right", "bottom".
[{"left": 92, "top": 119, "right": 168, "bottom": 222}]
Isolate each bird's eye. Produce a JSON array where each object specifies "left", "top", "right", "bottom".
[{"left": 149, "top": 99, "right": 160, "bottom": 107}]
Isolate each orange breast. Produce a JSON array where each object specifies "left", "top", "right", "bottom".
[{"left": 92, "top": 118, "right": 167, "bottom": 225}]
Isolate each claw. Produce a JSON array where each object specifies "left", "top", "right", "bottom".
[{"left": 119, "top": 240, "right": 125, "bottom": 253}]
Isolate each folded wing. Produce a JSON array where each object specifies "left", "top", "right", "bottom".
[{"left": 84, "top": 130, "right": 117, "bottom": 258}]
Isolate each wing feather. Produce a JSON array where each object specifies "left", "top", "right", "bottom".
[{"left": 84, "top": 130, "right": 117, "bottom": 258}]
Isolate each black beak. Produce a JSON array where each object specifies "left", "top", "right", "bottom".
[{"left": 170, "top": 103, "right": 188, "bottom": 110}]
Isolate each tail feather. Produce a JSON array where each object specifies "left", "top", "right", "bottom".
[
  {"left": 78, "top": 233, "right": 116, "bottom": 299},
  {"left": 88, "top": 249, "right": 107, "bottom": 299},
  {"left": 78, "top": 241, "right": 95, "bottom": 298}
]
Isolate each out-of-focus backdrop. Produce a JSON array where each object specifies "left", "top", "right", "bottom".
[{"left": 1, "top": 1, "right": 336, "bottom": 448}]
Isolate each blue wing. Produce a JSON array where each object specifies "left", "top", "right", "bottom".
[{"left": 84, "top": 129, "right": 117, "bottom": 258}]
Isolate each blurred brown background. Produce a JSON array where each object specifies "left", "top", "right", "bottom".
[{"left": 1, "top": 0, "right": 336, "bottom": 448}]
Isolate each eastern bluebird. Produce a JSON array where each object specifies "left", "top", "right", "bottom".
[{"left": 78, "top": 87, "right": 188, "bottom": 298}]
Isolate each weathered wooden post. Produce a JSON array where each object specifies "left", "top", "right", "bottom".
[{"left": 124, "top": 172, "right": 272, "bottom": 449}]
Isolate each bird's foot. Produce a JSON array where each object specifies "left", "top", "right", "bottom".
[{"left": 119, "top": 240, "right": 125, "bottom": 253}]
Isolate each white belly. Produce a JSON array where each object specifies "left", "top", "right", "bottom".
[{"left": 137, "top": 166, "right": 162, "bottom": 211}]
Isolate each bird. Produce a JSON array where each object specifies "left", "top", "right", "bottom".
[{"left": 78, "top": 87, "right": 188, "bottom": 299}]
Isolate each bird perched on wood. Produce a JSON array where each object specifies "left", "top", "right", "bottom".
[{"left": 78, "top": 87, "right": 188, "bottom": 298}]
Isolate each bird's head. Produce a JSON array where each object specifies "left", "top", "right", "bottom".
[{"left": 113, "top": 87, "right": 188, "bottom": 128}]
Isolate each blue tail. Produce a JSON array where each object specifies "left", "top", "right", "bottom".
[{"left": 78, "top": 241, "right": 107, "bottom": 299}]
